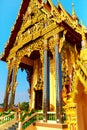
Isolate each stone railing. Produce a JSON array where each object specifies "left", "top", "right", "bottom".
[
  {"left": 17, "top": 111, "right": 57, "bottom": 130},
  {"left": 37, "top": 111, "right": 56, "bottom": 121},
  {"left": 47, "top": 112, "right": 56, "bottom": 121},
  {"left": 0, "top": 112, "right": 15, "bottom": 125},
  {"left": 18, "top": 112, "right": 38, "bottom": 130}
]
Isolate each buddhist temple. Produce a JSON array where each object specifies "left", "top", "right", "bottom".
[{"left": 1, "top": 0, "right": 87, "bottom": 130}]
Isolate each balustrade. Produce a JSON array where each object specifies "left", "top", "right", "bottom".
[
  {"left": 22, "top": 112, "right": 37, "bottom": 130},
  {"left": 0, "top": 110, "right": 67, "bottom": 129},
  {"left": 0, "top": 112, "right": 15, "bottom": 125},
  {"left": 18, "top": 111, "right": 57, "bottom": 130}
]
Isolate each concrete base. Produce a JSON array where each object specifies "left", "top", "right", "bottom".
[{"left": 26, "top": 121, "right": 68, "bottom": 130}]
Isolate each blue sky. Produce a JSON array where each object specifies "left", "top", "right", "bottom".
[{"left": 0, "top": 0, "right": 87, "bottom": 104}]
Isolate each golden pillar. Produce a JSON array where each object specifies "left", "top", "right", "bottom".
[
  {"left": 9, "top": 58, "right": 18, "bottom": 109},
  {"left": 4, "top": 60, "right": 13, "bottom": 110},
  {"left": 54, "top": 34, "right": 62, "bottom": 123},
  {"left": 43, "top": 39, "right": 48, "bottom": 122}
]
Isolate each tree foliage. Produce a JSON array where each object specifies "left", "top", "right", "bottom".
[{"left": 20, "top": 102, "right": 29, "bottom": 111}]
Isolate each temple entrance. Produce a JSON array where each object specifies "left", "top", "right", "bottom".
[{"left": 35, "top": 90, "right": 42, "bottom": 110}]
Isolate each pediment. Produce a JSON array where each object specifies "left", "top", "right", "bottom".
[
  {"left": 1, "top": 0, "right": 85, "bottom": 61},
  {"left": 10, "top": 0, "right": 64, "bottom": 55}
]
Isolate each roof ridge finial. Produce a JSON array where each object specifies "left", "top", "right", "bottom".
[
  {"left": 56, "top": 0, "right": 60, "bottom": 7},
  {"left": 58, "top": 0, "right": 60, "bottom": 3},
  {"left": 72, "top": 3, "right": 75, "bottom": 16},
  {"left": 72, "top": 3, "right": 78, "bottom": 22}
]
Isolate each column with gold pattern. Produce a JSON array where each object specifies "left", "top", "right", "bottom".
[
  {"left": 43, "top": 39, "right": 48, "bottom": 122},
  {"left": 54, "top": 34, "right": 62, "bottom": 123},
  {"left": 4, "top": 60, "right": 13, "bottom": 110},
  {"left": 9, "top": 58, "right": 18, "bottom": 108}
]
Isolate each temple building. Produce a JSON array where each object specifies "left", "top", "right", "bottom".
[{"left": 1, "top": 0, "right": 87, "bottom": 129}]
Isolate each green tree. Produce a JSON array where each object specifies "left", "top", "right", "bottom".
[{"left": 20, "top": 102, "right": 29, "bottom": 112}]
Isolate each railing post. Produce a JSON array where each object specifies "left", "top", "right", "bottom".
[
  {"left": 18, "top": 109, "right": 22, "bottom": 130},
  {"left": 18, "top": 122, "right": 22, "bottom": 130},
  {"left": 14, "top": 111, "right": 18, "bottom": 120}
]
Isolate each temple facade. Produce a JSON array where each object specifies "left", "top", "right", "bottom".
[{"left": 1, "top": 0, "right": 87, "bottom": 129}]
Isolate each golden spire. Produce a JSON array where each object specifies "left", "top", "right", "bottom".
[
  {"left": 72, "top": 3, "right": 78, "bottom": 21},
  {"left": 72, "top": 3, "right": 75, "bottom": 17},
  {"left": 57, "top": 0, "right": 60, "bottom": 3}
]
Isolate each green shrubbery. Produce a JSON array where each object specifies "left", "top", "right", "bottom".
[
  {"left": 0, "top": 109, "right": 11, "bottom": 117},
  {"left": 3, "top": 109, "right": 11, "bottom": 115},
  {"left": 0, "top": 112, "right": 3, "bottom": 117},
  {"left": 21, "top": 109, "right": 36, "bottom": 122},
  {"left": 20, "top": 102, "right": 29, "bottom": 112}
]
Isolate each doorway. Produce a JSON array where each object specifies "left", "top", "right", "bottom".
[{"left": 35, "top": 90, "right": 42, "bottom": 110}]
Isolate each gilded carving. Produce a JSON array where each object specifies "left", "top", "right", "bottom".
[
  {"left": 48, "top": 37, "right": 55, "bottom": 56},
  {"left": 59, "top": 30, "right": 67, "bottom": 53},
  {"left": 15, "top": 38, "right": 44, "bottom": 66}
]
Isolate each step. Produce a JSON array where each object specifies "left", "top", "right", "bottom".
[
  {"left": 25, "top": 121, "right": 68, "bottom": 130},
  {"left": 35, "top": 121, "right": 68, "bottom": 129},
  {"left": 0, "top": 119, "right": 18, "bottom": 130}
]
